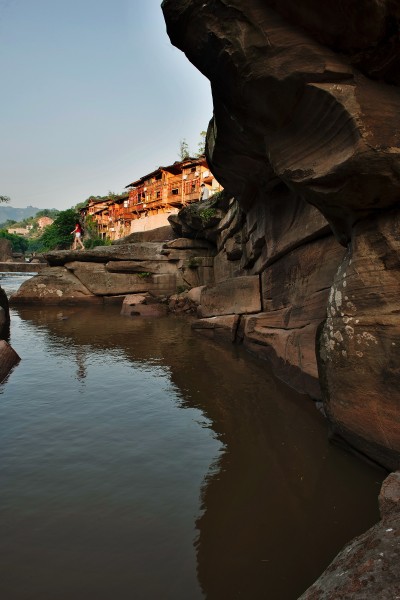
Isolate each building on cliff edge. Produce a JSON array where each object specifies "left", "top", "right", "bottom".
[{"left": 82, "top": 156, "right": 222, "bottom": 241}]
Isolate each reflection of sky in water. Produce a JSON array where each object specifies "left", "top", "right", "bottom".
[{"left": 1, "top": 303, "right": 220, "bottom": 600}]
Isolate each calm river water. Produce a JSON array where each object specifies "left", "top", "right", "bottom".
[{"left": 0, "top": 274, "right": 384, "bottom": 600}]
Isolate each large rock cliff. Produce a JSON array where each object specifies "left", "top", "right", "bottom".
[{"left": 162, "top": 0, "right": 400, "bottom": 471}]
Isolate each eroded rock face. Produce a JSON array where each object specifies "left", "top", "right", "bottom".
[
  {"left": 162, "top": 0, "right": 400, "bottom": 244},
  {"left": 162, "top": 0, "right": 400, "bottom": 468},
  {"left": 318, "top": 209, "right": 400, "bottom": 469},
  {"left": 237, "top": 235, "right": 345, "bottom": 398}
]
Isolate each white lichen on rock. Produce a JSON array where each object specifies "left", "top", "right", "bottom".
[
  {"left": 362, "top": 331, "right": 378, "bottom": 345},
  {"left": 335, "top": 290, "right": 342, "bottom": 308},
  {"left": 333, "top": 331, "right": 344, "bottom": 342},
  {"left": 346, "top": 300, "right": 357, "bottom": 313},
  {"left": 345, "top": 325, "right": 354, "bottom": 338}
]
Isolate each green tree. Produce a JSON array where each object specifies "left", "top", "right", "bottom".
[
  {"left": 197, "top": 130, "right": 207, "bottom": 156},
  {"left": 179, "top": 139, "right": 190, "bottom": 160},
  {"left": 0, "top": 196, "right": 10, "bottom": 203},
  {"left": 0, "top": 230, "right": 29, "bottom": 253},
  {"left": 80, "top": 214, "right": 110, "bottom": 248},
  {"left": 36, "top": 208, "right": 81, "bottom": 251}
]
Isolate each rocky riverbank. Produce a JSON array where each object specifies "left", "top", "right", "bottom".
[{"left": 300, "top": 471, "right": 400, "bottom": 599}]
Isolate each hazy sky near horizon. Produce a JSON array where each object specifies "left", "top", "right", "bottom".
[{"left": 0, "top": 0, "right": 213, "bottom": 209}]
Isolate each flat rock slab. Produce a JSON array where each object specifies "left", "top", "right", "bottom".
[
  {"left": 65, "top": 262, "right": 179, "bottom": 296},
  {"left": 105, "top": 260, "right": 178, "bottom": 275},
  {"left": 198, "top": 276, "right": 261, "bottom": 317},
  {"left": 164, "top": 237, "right": 215, "bottom": 250},
  {"left": 43, "top": 243, "right": 169, "bottom": 266}
]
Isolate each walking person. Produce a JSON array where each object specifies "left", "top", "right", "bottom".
[{"left": 71, "top": 222, "right": 85, "bottom": 250}]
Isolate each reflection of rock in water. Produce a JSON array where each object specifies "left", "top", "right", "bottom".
[
  {"left": 300, "top": 472, "right": 400, "bottom": 599},
  {"left": 168, "top": 346, "right": 381, "bottom": 599},
  {"left": 75, "top": 346, "right": 87, "bottom": 382}
]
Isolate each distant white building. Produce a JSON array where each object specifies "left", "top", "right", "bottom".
[{"left": 7, "top": 227, "right": 30, "bottom": 236}]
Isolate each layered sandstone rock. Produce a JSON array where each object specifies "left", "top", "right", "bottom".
[
  {"left": 318, "top": 209, "right": 400, "bottom": 470},
  {"left": 162, "top": 0, "right": 400, "bottom": 469},
  {"left": 10, "top": 241, "right": 216, "bottom": 305}
]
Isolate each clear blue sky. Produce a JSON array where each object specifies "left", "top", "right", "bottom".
[{"left": 0, "top": 0, "right": 213, "bottom": 209}]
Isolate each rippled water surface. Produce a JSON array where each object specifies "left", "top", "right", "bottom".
[{"left": 0, "top": 275, "right": 384, "bottom": 599}]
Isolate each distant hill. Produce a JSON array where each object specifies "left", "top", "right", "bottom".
[{"left": 0, "top": 205, "right": 48, "bottom": 224}]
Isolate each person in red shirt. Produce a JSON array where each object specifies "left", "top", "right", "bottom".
[{"left": 71, "top": 223, "right": 85, "bottom": 250}]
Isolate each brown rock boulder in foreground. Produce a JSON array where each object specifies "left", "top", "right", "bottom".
[
  {"left": 9, "top": 267, "right": 99, "bottom": 305},
  {"left": 300, "top": 471, "right": 400, "bottom": 599}
]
